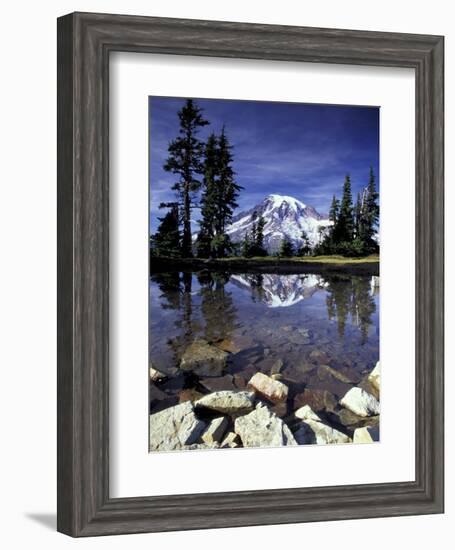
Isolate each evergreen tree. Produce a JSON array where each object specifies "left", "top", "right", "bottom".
[
  {"left": 329, "top": 195, "right": 340, "bottom": 224},
  {"left": 279, "top": 236, "right": 294, "bottom": 257},
  {"left": 354, "top": 192, "right": 362, "bottom": 238},
  {"left": 197, "top": 127, "right": 242, "bottom": 258},
  {"left": 213, "top": 127, "right": 242, "bottom": 257},
  {"left": 163, "top": 99, "right": 209, "bottom": 257},
  {"left": 242, "top": 231, "right": 252, "bottom": 258},
  {"left": 336, "top": 174, "right": 355, "bottom": 243},
  {"left": 153, "top": 202, "right": 181, "bottom": 258},
  {"left": 298, "top": 229, "right": 312, "bottom": 256},
  {"left": 255, "top": 215, "right": 267, "bottom": 256},
  {"left": 196, "top": 133, "right": 218, "bottom": 257},
  {"left": 245, "top": 212, "right": 267, "bottom": 257},
  {"left": 363, "top": 167, "right": 379, "bottom": 248}
]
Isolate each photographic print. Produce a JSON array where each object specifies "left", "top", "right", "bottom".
[{"left": 149, "top": 97, "right": 380, "bottom": 452}]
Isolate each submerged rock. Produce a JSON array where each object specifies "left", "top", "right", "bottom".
[
  {"left": 201, "top": 416, "right": 229, "bottom": 446},
  {"left": 340, "top": 387, "right": 380, "bottom": 417},
  {"left": 294, "top": 388, "right": 337, "bottom": 413},
  {"left": 316, "top": 364, "right": 354, "bottom": 384},
  {"left": 149, "top": 382, "right": 170, "bottom": 402},
  {"left": 180, "top": 339, "right": 228, "bottom": 377},
  {"left": 353, "top": 425, "right": 380, "bottom": 444},
  {"left": 368, "top": 361, "right": 381, "bottom": 392},
  {"left": 294, "top": 405, "right": 351, "bottom": 445},
  {"left": 234, "top": 404, "right": 297, "bottom": 448},
  {"left": 214, "top": 338, "right": 242, "bottom": 354},
  {"left": 336, "top": 407, "right": 366, "bottom": 427},
  {"left": 200, "top": 374, "right": 236, "bottom": 393},
  {"left": 309, "top": 349, "right": 330, "bottom": 364},
  {"left": 248, "top": 372, "right": 289, "bottom": 403},
  {"left": 149, "top": 401, "right": 206, "bottom": 451},
  {"left": 195, "top": 391, "right": 255, "bottom": 415},
  {"left": 270, "top": 359, "right": 284, "bottom": 375},
  {"left": 178, "top": 389, "right": 204, "bottom": 404}
]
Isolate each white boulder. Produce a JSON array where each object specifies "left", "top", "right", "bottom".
[
  {"left": 294, "top": 404, "right": 322, "bottom": 422},
  {"left": 294, "top": 405, "right": 351, "bottom": 445},
  {"left": 234, "top": 404, "right": 297, "bottom": 448},
  {"left": 201, "top": 416, "right": 228, "bottom": 446},
  {"left": 353, "top": 425, "right": 380, "bottom": 444},
  {"left": 368, "top": 361, "right": 381, "bottom": 391},
  {"left": 340, "top": 387, "right": 380, "bottom": 417},
  {"left": 196, "top": 391, "right": 255, "bottom": 415},
  {"left": 149, "top": 401, "right": 206, "bottom": 452}
]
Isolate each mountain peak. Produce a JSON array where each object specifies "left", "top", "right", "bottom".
[
  {"left": 266, "top": 194, "right": 306, "bottom": 210},
  {"left": 226, "top": 193, "right": 332, "bottom": 253}
]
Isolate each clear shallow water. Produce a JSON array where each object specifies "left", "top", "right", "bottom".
[{"left": 149, "top": 270, "right": 379, "bottom": 415}]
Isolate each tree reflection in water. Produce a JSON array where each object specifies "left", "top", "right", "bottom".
[
  {"left": 325, "top": 275, "right": 377, "bottom": 343},
  {"left": 150, "top": 271, "right": 378, "bottom": 348},
  {"left": 197, "top": 271, "right": 239, "bottom": 343}
]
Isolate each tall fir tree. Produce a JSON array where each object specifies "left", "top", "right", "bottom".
[
  {"left": 213, "top": 127, "right": 242, "bottom": 257},
  {"left": 354, "top": 192, "right": 363, "bottom": 238},
  {"left": 196, "top": 133, "right": 218, "bottom": 257},
  {"left": 329, "top": 194, "right": 340, "bottom": 224},
  {"left": 197, "top": 126, "right": 242, "bottom": 258},
  {"left": 328, "top": 194, "right": 340, "bottom": 243},
  {"left": 255, "top": 215, "right": 267, "bottom": 256},
  {"left": 163, "top": 99, "right": 209, "bottom": 257},
  {"left": 363, "top": 167, "right": 379, "bottom": 247},
  {"left": 152, "top": 202, "right": 181, "bottom": 258},
  {"left": 336, "top": 174, "right": 355, "bottom": 243}
]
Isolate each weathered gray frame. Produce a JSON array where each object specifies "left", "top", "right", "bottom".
[{"left": 57, "top": 12, "right": 444, "bottom": 537}]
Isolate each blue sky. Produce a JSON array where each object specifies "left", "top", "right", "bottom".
[{"left": 149, "top": 96, "right": 379, "bottom": 232}]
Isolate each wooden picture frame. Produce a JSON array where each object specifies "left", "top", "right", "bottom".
[{"left": 57, "top": 12, "right": 444, "bottom": 536}]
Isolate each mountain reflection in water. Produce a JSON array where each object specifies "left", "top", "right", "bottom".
[{"left": 149, "top": 271, "right": 379, "bottom": 378}]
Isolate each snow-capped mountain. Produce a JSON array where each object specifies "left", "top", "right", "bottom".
[
  {"left": 226, "top": 194, "right": 332, "bottom": 253},
  {"left": 230, "top": 273, "right": 326, "bottom": 308}
]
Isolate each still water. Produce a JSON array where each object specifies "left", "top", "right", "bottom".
[{"left": 149, "top": 271, "right": 379, "bottom": 415}]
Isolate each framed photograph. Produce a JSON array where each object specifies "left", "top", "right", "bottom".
[{"left": 57, "top": 12, "right": 444, "bottom": 536}]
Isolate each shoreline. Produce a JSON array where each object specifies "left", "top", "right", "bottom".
[{"left": 150, "top": 255, "right": 380, "bottom": 276}]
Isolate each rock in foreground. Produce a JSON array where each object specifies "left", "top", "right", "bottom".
[
  {"left": 220, "top": 431, "right": 240, "bottom": 448},
  {"left": 340, "top": 387, "right": 380, "bottom": 417},
  {"left": 149, "top": 401, "right": 206, "bottom": 451},
  {"left": 353, "top": 425, "right": 380, "bottom": 443},
  {"left": 248, "top": 372, "right": 289, "bottom": 403},
  {"left": 294, "top": 405, "right": 351, "bottom": 445},
  {"left": 201, "top": 416, "right": 228, "bottom": 446},
  {"left": 196, "top": 391, "right": 255, "bottom": 415},
  {"left": 368, "top": 361, "right": 381, "bottom": 392},
  {"left": 234, "top": 404, "right": 297, "bottom": 447},
  {"left": 180, "top": 339, "right": 228, "bottom": 377},
  {"left": 149, "top": 365, "right": 166, "bottom": 382}
]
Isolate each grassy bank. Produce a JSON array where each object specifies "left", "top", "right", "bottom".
[{"left": 150, "top": 254, "right": 379, "bottom": 276}]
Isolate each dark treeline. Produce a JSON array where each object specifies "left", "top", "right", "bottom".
[
  {"left": 314, "top": 169, "right": 379, "bottom": 257},
  {"left": 150, "top": 99, "right": 379, "bottom": 260}
]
